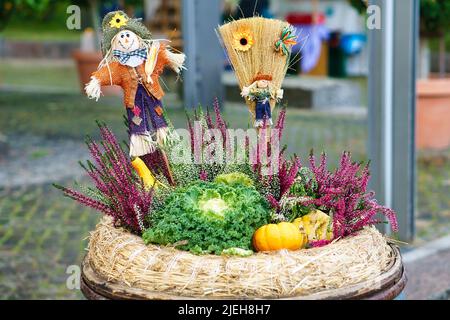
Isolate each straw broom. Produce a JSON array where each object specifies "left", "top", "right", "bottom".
[{"left": 217, "top": 17, "right": 295, "bottom": 122}]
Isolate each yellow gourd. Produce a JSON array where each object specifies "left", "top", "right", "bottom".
[
  {"left": 253, "top": 222, "right": 307, "bottom": 252},
  {"left": 293, "top": 209, "right": 332, "bottom": 242},
  {"left": 131, "top": 157, "right": 167, "bottom": 190}
]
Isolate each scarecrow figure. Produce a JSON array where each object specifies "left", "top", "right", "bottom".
[
  {"left": 85, "top": 11, "right": 185, "bottom": 159},
  {"left": 241, "top": 73, "right": 284, "bottom": 127},
  {"left": 217, "top": 17, "right": 296, "bottom": 129}
]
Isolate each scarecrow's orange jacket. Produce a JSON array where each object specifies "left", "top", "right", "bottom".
[{"left": 91, "top": 45, "right": 170, "bottom": 108}]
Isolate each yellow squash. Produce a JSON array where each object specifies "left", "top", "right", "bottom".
[
  {"left": 131, "top": 157, "right": 167, "bottom": 190},
  {"left": 253, "top": 222, "right": 307, "bottom": 252},
  {"left": 293, "top": 209, "right": 332, "bottom": 242}
]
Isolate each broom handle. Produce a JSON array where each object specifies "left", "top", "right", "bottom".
[
  {"left": 135, "top": 68, "right": 176, "bottom": 186},
  {"left": 159, "top": 149, "right": 176, "bottom": 186}
]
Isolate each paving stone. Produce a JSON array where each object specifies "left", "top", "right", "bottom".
[
  {"left": 0, "top": 135, "right": 89, "bottom": 188},
  {"left": 404, "top": 249, "right": 450, "bottom": 299},
  {"left": 0, "top": 182, "right": 100, "bottom": 299}
]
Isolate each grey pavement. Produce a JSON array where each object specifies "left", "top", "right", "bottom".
[{"left": 403, "top": 235, "right": 450, "bottom": 299}]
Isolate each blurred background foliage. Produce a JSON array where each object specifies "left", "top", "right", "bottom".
[
  {"left": 419, "top": 0, "right": 450, "bottom": 36},
  {"left": 0, "top": 0, "right": 143, "bottom": 39},
  {"left": 348, "top": 0, "right": 450, "bottom": 51}
]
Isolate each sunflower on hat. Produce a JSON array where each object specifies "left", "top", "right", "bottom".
[{"left": 109, "top": 12, "right": 128, "bottom": 29}]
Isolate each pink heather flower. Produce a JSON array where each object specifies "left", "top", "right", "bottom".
[
  {"left": 245, "top": 109, "right": 295, "bottom": 203},
  {"left": 205, "top": 108, "right": 214, "bottom": 129},
  {"left": 302, "top": 152, "right": 399, "bottom": 239},
  {"left": 279, "top": 152, "right": 399, "bottom": 241},
  {"left": 199, "top": 170, "right": 208, "bottom": 181},
  {"left": 274, "top": 108, "right": 286, "bottom": 141},
  {"left": 56, "top": 124, "right": 153, "bottom": 234},
  {"left": 309, "top": 239, "right": 331, "bottom": 248},
  {"left": 267, "top": 194, "right": 280, "bottom": 210},
  {"left": 279, "top": 155, "right": 300, "bottom": 198},
  {"left": 213, "top": 98, "right": 229, "bottom": 149}
]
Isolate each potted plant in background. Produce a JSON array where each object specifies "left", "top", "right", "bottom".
[
  {"left": 417, "top": 0, "right": 450, "bottom": 150},
  {"left": 71, "top": 0, "right": 109, "bottom": 95},
  {"left": 0, "top": 1, "right": 15, "bottom": 31},
  {"left": 349, "top": 0, "right": 450, "bottom": 150},
  {"left": 0, "top": 0, "right": 57, "bottom": 59},
  {"left": 0, "top": 1, "right": 14, "bottom": 64}
]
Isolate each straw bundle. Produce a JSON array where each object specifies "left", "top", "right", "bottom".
[
  {"left": 217, "top": 17, "right": 293, "bottom": 119},
  {"left": 86, "top": 217, "right": 395, "bottom": 298}
]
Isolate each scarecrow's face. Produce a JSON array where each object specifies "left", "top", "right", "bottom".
[
  {"left": 256, "top": 80, "right": 269, "bottom": 88},
  {"left": 113, "top": 30, "right": 140, "bottom": 52}
]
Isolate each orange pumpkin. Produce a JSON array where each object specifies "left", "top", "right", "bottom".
[{"left": 253, "top": 222, "right": 307, "bottom": 252}]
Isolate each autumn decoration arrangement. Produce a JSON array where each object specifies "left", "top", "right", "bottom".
[
  {"left": 56, "top": 13, "right": 400, "bottom": 298},
  {"left": 56, "top": 104, "right": 398, "bottom": 255}
]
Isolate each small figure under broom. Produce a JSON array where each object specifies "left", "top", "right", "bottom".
[
  {"left": 85, "top": 11, "right": 185, "bottom": 185},
  {"left": 241, "top": 73, "right": 284, "bottom": 127}
]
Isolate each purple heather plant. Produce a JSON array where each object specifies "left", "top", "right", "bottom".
[
  {"left": 54, "top": 123, "right": 152, "bottom": 234},
  {"left": 187, "top": 98, "right": 231, "bottom": 154},
  {"left": 309, "top": 239, "right": 332, "bottom": 248},
  {"left": 185, "top": 99, "right": 232, "bottom": 182},
  {"left": 297, "top": 151, "right": 398, "bottom": 241},
  {"left": 184, "top": 103, "right": 297, "bottom": 203},
  {"left": 248, "top": 108, "right": 301, "bottom": 204},
  {"left": 199, "top": 170, "right": 208, "bottom": 181}
]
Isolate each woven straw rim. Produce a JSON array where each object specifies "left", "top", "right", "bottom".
[{"left": 86, "top": 217, "right": 395, "bottom": 298}]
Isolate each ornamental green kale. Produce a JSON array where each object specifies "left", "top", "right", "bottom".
[{"left": 142, "top": 180, "right": 271, "bottom": 254}]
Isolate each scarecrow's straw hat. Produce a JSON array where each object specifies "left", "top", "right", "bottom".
[{"left": 101, "top": 10, "right": 152, "bottom": 56}]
